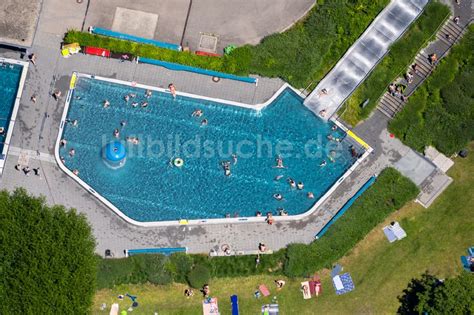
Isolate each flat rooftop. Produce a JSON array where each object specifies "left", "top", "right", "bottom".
[{"left": 0, "top": 0, "right": 42, "bottom": 47}]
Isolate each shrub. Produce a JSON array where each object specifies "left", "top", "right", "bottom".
[
  {"left": 168, "top": 253, "right": 194, "bottom": 283},
  {"left": 187, "top": 265, "right": 211, "bottom": 288},
  {"left": 0, "top": 189, "right": 97, "bottom": 314},
  {"left": 389, "top": 26, "right": 474, "bottom": 154},
  {"left": 339, "top": 1, "right": 449, "bottom": 125},
  {"left": 137, "top": 255, "right": 173, "bottom": 285},
  {"left": 284, "top": 168, "right": 419, "bottom": 277}
]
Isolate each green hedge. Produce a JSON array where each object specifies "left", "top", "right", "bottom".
[
  {"left": 339, "top": 1, "right": 449, "bottom": 126},
  {"left": 97, "top": 249, "right": 287, "bottom": 289},
  {"left": 64, "top": 1, "right": 388, "bottom": 88},
  {"left": 389, "top": 26, "right": 474, "bottom": 155},
  {"left": 284, "top": 167, "right": 419, "bottom": 277}
]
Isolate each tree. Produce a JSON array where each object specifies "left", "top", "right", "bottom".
[
  {"left": 398, "top": 272, "right": 474, "bottom": 314},
  {"left": 0, "top": 189, "right": 97, "bottom": 314}
]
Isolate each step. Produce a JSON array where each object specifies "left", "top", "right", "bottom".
[
  {"left": 414, "top": 56, "right": 433, "bottom": 75},
  {"left": 385, "top": 94, "right": 403, "bottom": 107},
  {"left": 380, "top": 97, "right": 398, "bottom": 113},
  {"left": 437, "top": 32, "right": 454, "bottom": 46},
  {"left": 380, "top": 95, "right": 404, "bottom": 114},
  {"left": 446, "top": 19, "right": 463, "bottom": 33},
  {"left": 377, "top": 99, "right": 396, "bottom": 115},
  {"left": 377, "top": 105, "right": 395, "bottom": 119},
  {"left": 444, "top": 23, "right": 462, "bottom": 37}
]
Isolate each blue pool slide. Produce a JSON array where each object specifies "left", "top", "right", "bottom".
[{"left": 137, "top": 57, "right": 257, "bottom": 84}]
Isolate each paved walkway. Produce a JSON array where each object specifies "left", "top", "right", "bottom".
[
  {"left": 0, "top": 0, "right": 470, "bottom": 257},
  {"left": 83, "top": 0, "right": 315, "bottom": 52}
]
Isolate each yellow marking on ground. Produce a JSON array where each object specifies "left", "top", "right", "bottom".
[
  {"left": 347, "top": 130, "right": 370, "bottom": 149},
  {"left": 179, "top": 220, "right": 189, "bottom": 225},
  {"left": 69, "top": 73, "right": 77, "bottom": 89}
]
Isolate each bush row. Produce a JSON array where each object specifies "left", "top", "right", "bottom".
[
  {"left": 388, "top": 25, "right": 474, "bottom": 155},
  {"left": 339, "top": 1, "right": 450, "bottom": 125},
  {"left": 97, "top": 249, "right": 287, "bottom": 289},
  {"left": 97, "top": 167, "right": 418, "bottom": 287},
  {"left": 64, "top": 0, "right": 388, "bottom": 88},
  {"left": 284, "top": 167, "right": 419, "bottom": 277}
]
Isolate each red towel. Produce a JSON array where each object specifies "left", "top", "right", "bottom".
[
  {"left": 309, "top": 281, "right": 322, "bottom": 296},
  {"left": 259, "top": 284, "right": 270, "bottom": 297}
]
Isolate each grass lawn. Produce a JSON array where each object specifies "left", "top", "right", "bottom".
[{"left": 93, "top": 143, "right": 474, "bottom": 314}]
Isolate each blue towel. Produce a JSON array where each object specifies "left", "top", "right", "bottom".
[
  {"left": 334, "top": 273, "right": 355, "bottom": 295},
  {"left": 231, "top": 295, "right": 239, "bottom": 315}
]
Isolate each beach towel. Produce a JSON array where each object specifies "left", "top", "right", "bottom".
[
  {"left": 203, "top": 297, "right": 220, "bottom": 315},
  {"left": 383, "top": 226, "right": 398, "bottom": 243},
  {"left": 300, "top": 281, "right": 312, "bottom": 299},
  {"left": 333, "top": 273, "right": 355, "bottom": 295},
  {"left": 261, "top": 304, "right": 279, "bottom": 315},
  {"left": 109, "top": 303, "right": 119, "bottom": 315},
  {"left": 309, "top": 280, "right": 322, "bottom": 297},
  {"left": 259, "top": 284, "right": 270, "bottom": 297},
  {"left": 230, "top": 295, "right": 239, "bottom": 315},
  {"left": 384, "top": 222, "right": 407, "bottom": 243}
]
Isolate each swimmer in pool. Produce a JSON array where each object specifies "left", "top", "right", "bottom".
[
  {"left": 201, "top": 119, "right": 208, "bottom": 126},
  {"left": 297, "top": 182, "right": 304, "bottom": 190},
  {"left": 126, "top": 137, "right": 140, "bottom": 145},
  {"left": 275, "top": 155, "right": 285, "bottom": 168},
  {"left": 141, "top": 101, "right": 148, "bottom": 108},
  {"left": 307, "top": 192, "right": 314, "bottom": 199},
  {"left": 319, "top": 160, "right": 327, "bottom": 167},
  {"left": 131, "top": 102, "right": 139, "bottom": 108},
  {"left": 274, "top": 175, "right": 284, "bottom": 181},
  {"left": 232, "top": 154, "right": 238, "bottom": 165},
  {"left": 69, "top": 148, "right": 75, "bottom": 157},
  {"left": 103, "top": 100, "right": 110, "bottom": 108},
  {"left": 192, "top": 109, "right": 203, "bottom": 117},
  {"left": 273, "top": 193, "right": 283, "bottom": 201},
  {"left": 145, "top": 90, "right": 152, "bottom": 98},
  {"left": 287, "top": 178, "right": 296, "bottom": 188},
  {"left": 113, "top": 128, "right": 120, "bottom": 138},
  {"left": 124, "top": 95, "right": 130, "bottom": 102}
]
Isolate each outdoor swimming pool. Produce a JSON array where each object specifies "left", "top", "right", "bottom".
[
  {"left": 59, "top": 75, "right": 364, "bottom": 223},
  {"left": 0, "top": 62, "right": 22, "bottom": 154}
]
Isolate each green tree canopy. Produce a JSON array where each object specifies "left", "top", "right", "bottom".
[
  {"left": 398, "top": 272, "right": 474, "bottom": 314},
  {"left": 0, "top": 189, "right": 97, "bottom": 314}
]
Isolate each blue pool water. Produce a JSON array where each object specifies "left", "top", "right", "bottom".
[
  {"left": 61, "top": 77, "right": 361, "bottom": 222},
  {"left": 0, "top": 62, "right": 22, "bottom": 153}
]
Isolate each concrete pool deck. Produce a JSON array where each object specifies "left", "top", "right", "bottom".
[{"left": 0, "top": 0, "right": 457, "bottom": 256}]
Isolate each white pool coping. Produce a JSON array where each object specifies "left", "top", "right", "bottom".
[
  {"left": 0, "top": 58, "right": 29, "bottom": 176},
  {"left": 55, "top": 72, "right": 372, "bottom": 227}
]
